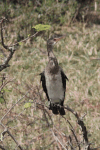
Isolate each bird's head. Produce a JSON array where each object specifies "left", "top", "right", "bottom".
[{"left": 47, "top": 34, "right": 66, "bottom": 47}]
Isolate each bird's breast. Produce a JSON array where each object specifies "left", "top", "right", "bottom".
[{"left": 45, "top": 71, "right": 64, "bottom": 103}]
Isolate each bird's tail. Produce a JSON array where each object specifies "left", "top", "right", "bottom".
[
  {"left": 52, "top": 105, "right": 59, "bottom": 115},
  {"left": 58, "top": 106, "right": 65, "bottom": 115},
  {"left": 52, "top": 105, "right": 65, "bottom": 115}
]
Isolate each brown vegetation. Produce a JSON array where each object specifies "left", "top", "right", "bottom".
[{"left": 0, "top": 1, "right": 100, "bottom": 149}]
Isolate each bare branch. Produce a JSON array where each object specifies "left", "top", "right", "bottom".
[
  {"left": 0, "top": 18, "right": 39, "bottom": 72},
  {"left": 51, "top": 129, "right": 68, "bottom": 150},
  {"left": 0, "top": 91, "right": 29, "bottom": 122},
  {"left": 64, "top": 105, "right": 79, "bottom": 119},
  {"left": 0, "top": 18, "right": 16, "bottom": 71},
  {"left": 91, "top": 146, "right": 100, "bottom": 150},
  {"left": 78, "top": 119, "right": 90, "bottom": 150},
  {"left": 1, "top": 127, "right": 23, "bottom": 150},
  {"left": 7, "top": 129, "right": 23, "bottom": 150},
  {"left": 12, "top": 31, "right": 39, "bottom": 47},
  {"left": 1, "top": 18, "right": 8, "bottom": 50},
  {"left": 62, "top": 116, "right": 81, "bottom": 150},
  {"left": 59, "top": 105, "right": 91, "bottom": 150},
  {"left": 0, "top": 77, "right": 14, "bottom": 92},
  {"left": 68, "top": 135, "right": 75, "bottom": 150}
]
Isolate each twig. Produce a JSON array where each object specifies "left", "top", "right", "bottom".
[
  {"left": 62, "top": 116, "right": 81, "bottom": 150},
  {"left": 78, "top": 119, "right": 89, "bottom": 148},
  {"left": 43, "top": 109, "right": 50, "bottom": 127},
  {"left": 1, "top": 19, "right": 8, "bottom": 50},
  {"left": 12, "top": 31, "right": 39, "bottom": 47},
  {"left": 43, "top": 140, "right": 55, "bottom": 149},
  {"left": 0, "top": 18, "right": 16, "bottom": 71},
  {"left": 1, "top": 128, "right": 23, "bottom": 150},
  {"left": 61, "top": 105, "right": 90, "bottom": 150},
  {"left": 91, "top": 146, "right": 100, "bottom": 150},
  {"left": 68, "top": 135, "right": 75, "bottom": 150},
  {"left": 0, "top": 18, "right": 39, "bottom": 72},
  {"left": 64, "top": 105, "right": 79, "bottom": 119},
  {"left": 7, "top": 129, "right": 23, "bottom": 150},
  {"left": 67, "top": 4, "right": 81, "bottom": 26},
  {"left": 51, "top": 129, "right": 68, "bottom": 150},
  {"left": 0, "top": 91, "right": 29, "bottom": 122},
  {"left": 54, "top": 127, "right": 70, "bottom": 149},
  {"left": 0, "top": 78, "right": 14, "bottom": 92}
]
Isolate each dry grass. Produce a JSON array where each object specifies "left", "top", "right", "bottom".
[
  {"left": 1, "top": 23, "right": 100, "bottom": 149},
  {"left": 0, "top": 2, "right": 100, "bottom": 149}
]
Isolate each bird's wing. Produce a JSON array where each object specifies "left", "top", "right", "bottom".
[
  {"left": 40, "top": 71, "right": 50, "bottom": 101},
  {"left": 61, "top": 69, "right": 69, "bottom": 92}
]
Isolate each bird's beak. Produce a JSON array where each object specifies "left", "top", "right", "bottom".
[{"left": 54, "top": 35, "right": 66, "bottom": 42}]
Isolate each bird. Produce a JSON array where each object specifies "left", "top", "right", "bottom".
[{"left": 40, "top": 34, "right": 68, "bottom": 115}]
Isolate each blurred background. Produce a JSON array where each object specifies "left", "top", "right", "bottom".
[{"left": 0, "top": 0, "right": 100, "bottom": 149}]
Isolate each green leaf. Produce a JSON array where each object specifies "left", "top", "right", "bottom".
[
  {"left": 1, "top": 88, "right": 12, "bottom": 93},
  {"left": 24, "top": 102, "right": 31, "bottom": 108},
  {"left": 0, "top": 54, "right": 3, "bottom": 57},
  {"left": 33, "top": 24, "right": 51, "bottom": 32},
  {"left": 0, "top": 97, "right": 4, "bottom": 103},
  {"left": 29, "top": 100, "right": 33, "bottom": 102},
  {"left": 19, "top": 42, "right": 22, "bottom": 45}
]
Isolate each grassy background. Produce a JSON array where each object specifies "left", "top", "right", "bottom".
[{"left": 0, "top": 0, "right": 100, "bottom": 149}]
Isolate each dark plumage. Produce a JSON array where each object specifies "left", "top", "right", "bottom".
[{"left": 40, "top": 35, "right": 68, "bottom": 115}]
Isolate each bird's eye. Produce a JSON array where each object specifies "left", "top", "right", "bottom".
[{"left": 54, "top": 38, "right": 56, "bottom": 41}]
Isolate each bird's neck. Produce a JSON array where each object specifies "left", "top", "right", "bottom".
[
  {"left": 47, "top": 44, "right": 55, "bottom": 58},
  {"left": 47, "top": 44, "right": 59, "bottom": 74}
]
